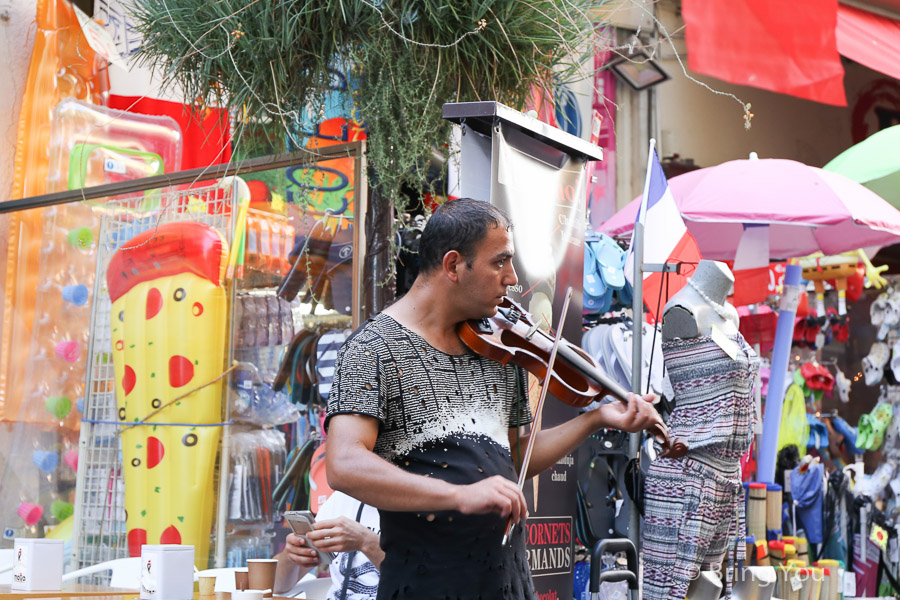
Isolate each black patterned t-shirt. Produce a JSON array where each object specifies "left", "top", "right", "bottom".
[{"left": 326, "top": 313, "right": 536, "bottom": 600}]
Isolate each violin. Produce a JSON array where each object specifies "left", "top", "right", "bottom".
[{"left": 457, "top": 295, "right": 685, "bottom": 459}]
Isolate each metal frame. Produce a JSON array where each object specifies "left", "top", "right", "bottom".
[{"left": 4, "top": 142, "right": 371, "bottom": 574}]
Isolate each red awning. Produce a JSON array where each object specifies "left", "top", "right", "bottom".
[
  {"left": 682, "top": 0, "right": 847, "bottom": 106},
  {"left": 837, "top": 3, "right": 900, "bottom": 81}
]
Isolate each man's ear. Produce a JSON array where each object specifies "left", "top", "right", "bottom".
[{"left": 442, "top": 250, "right": 464, "bottom": 282}]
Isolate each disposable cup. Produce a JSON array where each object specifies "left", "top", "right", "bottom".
[
  {"left": 62, "top": 284, "right": 89, "bottom": 306},
  {"left": 199, "top": 576, "right": 216, "bottom": 596},
  {"left": 32, "top": 450, "right": 59, "bottom": 473},
  {"left": 234, "top": 568, "right": 249, "bottom": 592},
  {"left": 17, "top": 502, "right": 43, "bottom": 526},
  {"left": 247, "top": 560, "right": 277, "bottom": 597}
]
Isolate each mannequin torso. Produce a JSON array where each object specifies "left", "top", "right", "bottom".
[{"left": 662, "top": 260, "right": 740, "bottom": 340}]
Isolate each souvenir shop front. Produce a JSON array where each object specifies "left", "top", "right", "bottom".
[{"left": 573, "top": 167, "right": 900, "bottom": 598}]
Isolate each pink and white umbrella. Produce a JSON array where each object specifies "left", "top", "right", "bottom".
[{"left": 601, "top": 157, "right": 900, "bottom": 261}]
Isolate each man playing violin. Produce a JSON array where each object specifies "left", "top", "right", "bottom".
[{"left": 324, "top": 198, "right": 665, "bottom": 599}]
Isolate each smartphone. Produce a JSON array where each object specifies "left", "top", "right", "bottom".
[
  {"left": 284, "top": 511, "right": 332, "bottom": 565},
  {"left": 284, "top": 510, "right": 314, "bottom": 534}
]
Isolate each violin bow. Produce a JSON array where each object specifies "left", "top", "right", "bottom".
[{"left": 502, "top": 288, "right": 573, "bottom": 546}]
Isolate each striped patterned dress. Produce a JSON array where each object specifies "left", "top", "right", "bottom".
[{"left": 641, "top": 332, "right": 759, "bottom": 600}]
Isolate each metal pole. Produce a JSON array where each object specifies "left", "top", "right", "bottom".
[
  {"left": 628, "top": 220, "right": 644, "bottom": 552},
  {"left": 0, "top": 144, "right": 363, "bottom": 213},
  {"left": 214, "top": 178, "right": 242, "bottom": 567}
]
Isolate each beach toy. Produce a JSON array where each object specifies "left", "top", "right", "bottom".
[
  {"left": 33, "top": 450, "right": 59, "bottom": 473},
  {"left": 108, "top": 221, "right": 228, "bottom": 569},
  {"left": 1, "top": 0, "right": 108, "bottom": 422},
  {"left": 45, "top": 396, "right": 71, "bottom": 419},
  {"left": 18, "top": 502, "right": 44, "bottom": 526},
  {"left": 54, "top": 341, "right": 80, "bottom": 363},
  {"left": 62, "top": 284, "right": 89, "bottom": 306}
]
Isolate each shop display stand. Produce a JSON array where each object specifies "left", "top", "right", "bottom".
[
  {"left": 71, "top": 182, "right": 237, "bottom": 577},
  {"left": 2, "top": 143, "right": 375, "bottom": 580}
]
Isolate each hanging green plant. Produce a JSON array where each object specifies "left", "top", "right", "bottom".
[{"left": 132, "top": 0, "right": 605, "bottom": 227}]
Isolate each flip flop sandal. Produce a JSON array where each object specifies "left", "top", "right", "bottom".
[
  {"left": 857, "top": 414, "right": 874, "bottom": 451},
  {"left": 827, "top": 306, "right": 849, "bottom": 337},
  {"left": 883, "top": 410, "right": 900, "bottom": 458},
  {"left": 877, "top": 291, "right": 900, "bottom": 339},
  {"left": 593, "top": 325, "right": 617, "bottom": 383},
  {"left": 885, "top": 291, "right": 900, "bottom": 328},
  {"left": 835, "top": 370, "right": 851, "bottom": 403},
  {"left": 807, "top": 414, "right": 830, "bottom": 450},
  {"left": 863, "top": 342, "right": 890, "bottom": 387},
  {"left": 804, "top": 314, "right": 821, "bottom": 349},
  {"left": 871, "top": 292, "right": 890, "bottom": 326},
  {"left": 581, "top": 324, "right": 607, "bottom": 361},
  {"left": 583, "top": 244, "right": 609, "bottom": 314},
  {"left": 831, "top": 313, "right": 850, "bottom": 344},
  {"left": 831, "top": 416, "right": 863, "bottom": 455},
  {"left": 616, "top": 279, "right": 633, "bottom": 307},
  {"left": 605, "top": 326, "right": 632, "bottom": 390},
  {"left": 591, "top": 234, "right": 626, "bottom": 291},
  {"left": 857, "top": 459, "right": 896, "bottom": 498},
  {"left": 610, "top": 324, "right": 634, "bottom": 388},
  {"left": 793, "top": 316, "right": 807, "bottom": 347},
  {"left": 861, "top": 355, "right": 883, "bottom": 387},
  {"left": 869, "top": 403, "right": 894, "bottom": 451},
  {"left": 891, "top": 340, "right": 900, "bottom": 386}
]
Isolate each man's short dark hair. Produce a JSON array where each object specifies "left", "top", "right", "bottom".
[{"left": 418, "top": 198, "right": 512, "bottom": 273}]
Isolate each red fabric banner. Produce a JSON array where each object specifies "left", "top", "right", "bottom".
[
  {"left": 108, "top": 96, "right": 232, "bottom": 170},
  {"left": 682, "top": 0, "right": 847, "bottom": 106},
  {"left": 837, "top": 4, "right": 900, "bottom": 82},
  {"left": 729, "top": 262, "right": 787, "bottom": 307}
]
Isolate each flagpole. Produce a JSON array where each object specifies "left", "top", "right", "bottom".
[{"left": 628, "top": 138, "right": 656, "bottom": 553}]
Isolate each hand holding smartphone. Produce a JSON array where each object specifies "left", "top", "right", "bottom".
[{"left": 284, "top": 510, "right": 333, "bottom": 565}]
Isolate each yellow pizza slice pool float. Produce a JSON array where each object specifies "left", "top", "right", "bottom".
[{"left": 107, "top": 221, "right": 229, "bottom": 568}]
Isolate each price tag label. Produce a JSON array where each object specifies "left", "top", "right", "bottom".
[
  {"left": 843, "top": 570, "right": 856, "bottom": 597},
  {"left": 72, "top": 4, "right": 129, "bottom": 70},
  {"left": 104, "top": 158, "right": 126, "bottom": 174},
  {"left": 710, "top": 324, "right": 739, "bottom": 360},
  {"left": 790, "top": 572, "right": 802, "bottom": 591},
  {"left": 779, "top": 284, "right": 802, "bottom": 312}
]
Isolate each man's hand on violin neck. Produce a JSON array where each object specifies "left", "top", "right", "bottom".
[
  {"left": 594, "top": 392, "right": 665, "bottom": 433},
  {"left": 454, "top": 475, "right": 529, "bottom": 523}
]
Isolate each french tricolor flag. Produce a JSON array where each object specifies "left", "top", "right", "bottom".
[{"left": 626, "top": 142, "right": 702, "bottom": 321}]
